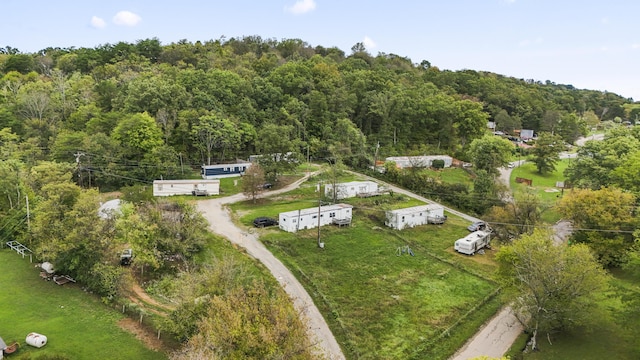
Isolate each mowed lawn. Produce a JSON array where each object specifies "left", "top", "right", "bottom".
[
  {"left": 510, "top": 159, "right": 571, "bottom": 223},
  {"left": 233, "top": 191, "right": 502, "bottom": 360},
  {"left": 0, "top": 250, "right": 165, "bottom": 359}
]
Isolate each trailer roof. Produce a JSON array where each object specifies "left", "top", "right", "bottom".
[
  {"left": 280, "top": 203, "right": 353, "bottom": 217},
  {"left": 388, "top": 204, "right": 443, "bottom": 216}
]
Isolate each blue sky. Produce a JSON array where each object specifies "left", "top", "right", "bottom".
[{"left": 2, "top": 0, "right": 639, "bottom": 100}]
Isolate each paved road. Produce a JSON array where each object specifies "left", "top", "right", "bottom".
[
  {"left": 196, "top": 172, "right": 345, "bottom": 360},
  {"left": 450, "top": 306, "right": 523, "bottom": 360}
]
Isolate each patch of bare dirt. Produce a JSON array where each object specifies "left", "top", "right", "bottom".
[
  {"left": 118, "top": 317, "right": 166, "bottom": 352},
  {"left": 128, "top": 282, "right": 175, "bottom": 315}
]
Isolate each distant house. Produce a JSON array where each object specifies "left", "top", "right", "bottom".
[
  {"left": 385, "top": 204, "right": 445, "bottom": 230},
  {"left": 153, "top": 179, "right": 220, "bottom": 197},
  {"left": 520, "top": 129, "right": 535, "bottom": 140},
  {"left": 324, "top": 181, "right": 379, "bottom": 200},
  {"left": 385, "top": 155, "right": 453, "bottom": 169},
  {"left": 249, "top": 152, "right": 296, "bottom": 163},
  {"left": 201, "top": 162, "right": 251, "bottom": 179},
  {"left": 278, "top": 203, "right": 353, "bottom": 233}
]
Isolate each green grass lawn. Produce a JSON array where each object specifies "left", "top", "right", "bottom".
[
  {"left": 0, "top": 250, "right": 165, "bottom": 359},
  {"left": 419, "top": 168, "right": 474, "bottom": 187},
  {"left": 510, "top": 159, "right": 571, "bottom": 223},
  {"left": 232, "top": 189, "right": 503, "bottom": 360}
]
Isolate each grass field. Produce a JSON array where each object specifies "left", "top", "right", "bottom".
[
  {"left": 0, "top": 250, "right": 165, "bottom": 359},
  {"left": 510, "top": 159, "right": 571, "bottom": 223},
  {"left": 231, "top": 185, "right": 503, "bottom": 360}
]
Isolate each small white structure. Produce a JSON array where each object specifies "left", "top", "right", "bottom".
[
  {"left": 385, "top": 204, "right": 445, "bottom": 230},
  {"left": 98, "top": 199, "right": 121, "bottom": 219},
  {"left": 153, "top": 179, "right": 220, "bottom": 196},
  {"left": 454, "top": 231, "right": 491, "bottom": 255},
  {"left": 385, "top": 155, "right": 453, "bottom": 169},
  {"left": 279, "top": 204, "right": 353, "bottom": 233},
  {"left": 41, "top": 262, "right": 55, "bottom": 274},
  {"left": 26, "top": 333, "right": 47, "bottom": 348},
  {"left": 324, "top": 181, "right": 379, "bottom": 200},
  {"left": 520, "top": 129, "right": 535, "bottom": 140}
]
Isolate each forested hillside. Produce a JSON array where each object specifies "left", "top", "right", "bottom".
[{"left": 0, "top": 37, "right": 633, "bottom": 190}]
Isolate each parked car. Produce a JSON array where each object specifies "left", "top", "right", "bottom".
[
  {"left": 192, "top": 189, "right": 209, "bottom": 196},
  {"left": 253, "top": 217, "right": 278, "bottom": 228},
  {"left": 467, "top": 221, "right": 487, "bottom": 232},
  {"left": 262, "top": 183, "right": 273, "bottom": 189}
]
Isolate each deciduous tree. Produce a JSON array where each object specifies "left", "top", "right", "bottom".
[
  {"left": 530, "top": 132, "right": 563, "bottom": 174},
  {"left": 557, "top": 187, "right": 637, "bottom": 266},
  {"left": 496, "top": 230, "right": 609, "bottom": 351}
]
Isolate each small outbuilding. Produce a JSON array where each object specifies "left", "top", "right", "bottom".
[
  {"left": 385, "top": 204, "right": 445, "bottom": 230},
  {"left": 324, "top": 181, "right": 379, "bottom": 200},
  {"left": 279, "top": 204, "right": 353, "bottom": 233},
  {"left": 153, "top": 179, "right": 220, "bottom": 197}
]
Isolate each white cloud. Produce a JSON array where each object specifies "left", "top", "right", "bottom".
[
  {"left": 363, "top": 36, "right": 377, "bottom": 50},
  {"left": 113, "top": 11, "right": 142, "bottom": 26},
  {"left": 90, "top": 16, "right": 106, "bottom": 29},
  {"left": 632, "top": 43, "right": 640, "bottom": 49},
  {"left": 285, "top": 0, "right": 316, "bottom": 15}
]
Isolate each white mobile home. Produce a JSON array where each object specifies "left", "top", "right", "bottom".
[
  {"left": 324, "top": 181, "right": 379, "bottom": 200},
  {"left": 153, "top": 179, "right": 220, "bottom": 196},
  {"left": 201, "top": 162, "right": 251, "bottom": 179},
  {"left": 385, "top": 155, "right": 453, "bottom": 169},
  {"left": 279, "top": 203, "right": 353, "bottom": 233},
  {"left": 385, "top": 204, "right": 445, "bottom": 230},
  {"left": 454, "top": 231, "right": 491, "bottom": 255}
]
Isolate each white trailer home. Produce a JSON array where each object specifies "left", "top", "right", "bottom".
[
  {"left": 278, "top": 203, "right": 353, "bottom": 233},
  {"left": 385, "top": 204, "right": 445, "bottom": 230},
  {"left": 454, "top": 230, "right": 491, "bottom": 255},
  {"left": 201, "top": 162, "right": 251, "bottom": 179},
  {"left": 153, "top": 179, "right": 220, "bottom": 196},
  {"left": 324, "top": 181, "right": 379, "bottom": 200},
  {"left": 385, "top": 155, "right": 453, "bottom": 169}
]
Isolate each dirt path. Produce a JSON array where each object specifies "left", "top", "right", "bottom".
[
  {"left": 129, "top": 282, "right": 175, "bottom": 314},
  {"left": 196, "top": 172, "right": 345, "bottom": 360}
]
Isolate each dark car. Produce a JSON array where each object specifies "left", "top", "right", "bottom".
[
  {"left": 467, "top": 221, "right": 487, "bottom": 232},
  {"left": 192, "top": 189, "right": 209, "bottom": 196},
  {"left": 262, "top": 183, "right": 273, "bottom": 189},
  {"left": 253, "top": 217, "right": 278, "bottom": 228}
]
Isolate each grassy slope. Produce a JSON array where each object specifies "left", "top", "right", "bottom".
[
  {"left": 0, "top": 250, "right": 164, "bottom": 359},
  {"left": 232, "top": 187, "right": 502, "bottom": 360}
]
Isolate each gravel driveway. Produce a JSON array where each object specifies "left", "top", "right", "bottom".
[{"left": 196, "top": 173, "right": 345, "bottom": 360}]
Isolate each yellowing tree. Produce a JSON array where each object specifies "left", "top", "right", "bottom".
[{"left": 558, "top": 187, "right": 637, "bottom": 266}]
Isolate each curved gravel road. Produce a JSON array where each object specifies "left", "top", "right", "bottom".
[{"left": 196, "top": 173, "right": 345, "bottom": 360}]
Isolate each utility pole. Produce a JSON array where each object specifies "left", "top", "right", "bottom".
[
  {"left": 317, "top": 181, "right": 323, "bottom": 249},
  {"left": 25, "top": 195, "right": 30, "bottom": 230},
  {"left": 179, "top": 153, "right": 184, "bottom": 175},
  {"left": 373, "top": 141, "right": 380, "bottom": 172}
]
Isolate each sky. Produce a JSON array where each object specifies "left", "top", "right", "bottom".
[{"left": 2, "top": 0, "right": 639, "bottom": 101}]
